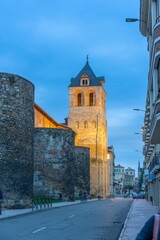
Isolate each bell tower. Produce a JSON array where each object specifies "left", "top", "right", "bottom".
[{"left": 68, "top": 59, "right": 109, "bottom": 196}]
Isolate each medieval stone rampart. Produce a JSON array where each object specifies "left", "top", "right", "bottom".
[
  {"left": 0, "top": 72, "right": 90, "bottom": 208},
  {"left": 34, "top": 128, "right": 75, "bottom": 199},
  {"left": 0, "top": 73, "right": 34, "bottom": 208},
  {"left": 74, "top": 146, "right": 90, "bottom": 195}
]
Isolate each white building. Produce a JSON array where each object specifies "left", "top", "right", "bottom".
[
  {"left": 139, "top": 0, "right": 160, "bottom": 208},
  {"left": 124, "top": 167, "right": 135, "bottom": 188},
  {"left": 108, "top": 146, "right": 115, "bottom": 196},
  {"left": 114, "top": 164, "right": 125, "bottom": 194}
]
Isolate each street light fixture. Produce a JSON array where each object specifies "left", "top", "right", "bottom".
[
  {"left": 134, "top": 132, "right": 143, "bottom": 135},
  {"left": 126, "top": 18, "right": 139, "bottom": 22},
  {"left": 125, "top": 18, "right": 146, "bottom": 23},
  {"left": 135, "top": 150, "right": 143, "bottom": 153},
  {"left": 133, "top": 108, "right": 145, "bottom": 112}
]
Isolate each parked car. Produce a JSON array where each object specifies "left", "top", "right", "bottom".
[{"left": 132, "top": 193, "right": 144, "bottom": 199}]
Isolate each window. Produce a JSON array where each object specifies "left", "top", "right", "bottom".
[
  {"left": 75, "top": 121, "right": 79, "bottom": 129},
  {"left": 157, "top": 62, "right": 160, "bottom": 94},
  {"left": 81, "top": 78, "right": 89, "bottom": 85},
  {"left": 84, "top": 121, "right": 88, "bottom": 128},
  {"left": 92, "top": 121, "right": 96, "bottom": 128},
  {"left": 89, "top": 93, "right": 94, "bottom": 106},
  {"left": 77, "top": 93, "right": 82, "bottom": 106}
]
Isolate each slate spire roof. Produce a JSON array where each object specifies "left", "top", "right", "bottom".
[{"left": 69, "top": 60, "right": 105, "bottom": 87}]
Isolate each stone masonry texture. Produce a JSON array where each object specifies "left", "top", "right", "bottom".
[
  {"left": 34, "top": 128, "right": 90, "bottom": 199},
  {"left": 34, "top": 128, "right": 75, "bottom": 199},
  {"left": 0, "top": 73, "right": 34, "bottom": 208},
  {"left": 74, "top": 146, "right": 90, "bottom": 195},
  {"left": 0, "top": 72, "right": 90, "bottom": 208}
]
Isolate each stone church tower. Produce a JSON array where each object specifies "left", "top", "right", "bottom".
[{"left": 68, "top": 59, "right": 109, "bottom": 197}]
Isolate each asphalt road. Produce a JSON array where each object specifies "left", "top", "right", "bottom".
[{"left": 1, "top": 199, "right": 132, "bottom": 240}]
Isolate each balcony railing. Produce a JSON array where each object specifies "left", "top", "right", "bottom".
[
  {"left": 148, "top": 153, "right": 160, "bottom": 173},
  {"left": 150, "top": 99, "right": 160, "bottom": 144}
]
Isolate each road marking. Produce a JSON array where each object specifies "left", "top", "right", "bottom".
[
  {"left": 68, "top": 215, "right": 75, "bottom": 219},
  {"left": 32, "top": 227, "right": 46, "bottom": 234}
]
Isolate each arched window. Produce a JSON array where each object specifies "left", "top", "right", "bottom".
[
  {"left": 77, "top": 93, "right": 82, "bottom": 106},
  {"left": 81, "top": 78, "right": 89, "bottom": 85},
  {"left": 75, "top": 121, "right": 79, "bottom": 129},
  {"left": 84, "top": 121, "right": 88, "bottom": 128},
  {"left": 92, "top": 121, "right": 96, "bottom": 128},
  {"left": 89, "top": 93, "right": 94, "bottom": 106}
]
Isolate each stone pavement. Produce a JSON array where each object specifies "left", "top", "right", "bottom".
[{"left": 119, "top": 199, "right": 159, "bottom": 240}]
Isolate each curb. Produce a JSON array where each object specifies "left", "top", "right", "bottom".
[
  {"left": 0, "top": 199, "right": 99, "bottom": 220},
  {"left": 118, "top": 200, "right": 134, "bottom": 240}
]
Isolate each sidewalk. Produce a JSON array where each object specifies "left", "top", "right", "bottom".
[
  {"left": 119, "top": 199, "right": 159, "bottom": 240},
  {"left": 0, "top": 199, "right": 97, "bottom": 220}
]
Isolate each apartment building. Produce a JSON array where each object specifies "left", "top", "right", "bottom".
[
  {"left": 124, "top": 167, "right": 135, "bottom": 188},
  {"left": 140, "top": 0, "right": 160, "bottom": 207},
  {"left": 114, "top": 164, "right": 125, "bottom": 194}
]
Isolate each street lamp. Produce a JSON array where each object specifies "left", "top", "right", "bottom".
[
  {"left": 135, "top": 150, "right": 143, "bottom": 153},
  {"left": 134, "top": 132, "right": 143, "bottom": 135},
  {"left": 125, "top": 18, "right": 146, "bottom": 23},
  {"left": 133, "top": 108, "right": 145, "bottom": 112}
]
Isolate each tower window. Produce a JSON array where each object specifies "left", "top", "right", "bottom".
[
  {"left": 84, "top": 121, "right": 88, "bottom": 128},
  {"left": 75, "top": 121, "right": 79, "bottom": 129},
  {"left": 81, "top": 79, "right": 89, "bottom": 85},
  {"left": 77, "top": 93, "right": 82, "bottom": 106},
  {"left": 92, "top": 121, "right": 96, "bottom": 128},
  {"left": 89, "top": 93, "right": 94, "bottom": 106}
]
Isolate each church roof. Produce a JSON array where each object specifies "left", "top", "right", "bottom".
[{"left": 69, "top": 62, "right": 105, "bottom": 87}]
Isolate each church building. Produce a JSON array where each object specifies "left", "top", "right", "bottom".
[{"left": 67, "top": 59, "right": 109, "bottom": 197}]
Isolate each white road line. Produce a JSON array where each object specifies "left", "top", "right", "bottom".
[
  {"left": 68, "top": 215, "right": 75, "bottom": 219},
  {"left": 32, "top": 227, "right": 46, "bottom": 234}
]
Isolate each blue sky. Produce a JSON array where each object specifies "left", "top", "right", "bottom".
[{"left": 0, "top": 0, "right": 148, "bottom": 175}]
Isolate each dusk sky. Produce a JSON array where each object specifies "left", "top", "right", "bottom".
[{"left": 0, "top": 0, "right": 148, "bottom": 175}]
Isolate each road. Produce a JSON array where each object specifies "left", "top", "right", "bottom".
[{"left": 1, "top": 199, "right": 132, "bottom": 240}]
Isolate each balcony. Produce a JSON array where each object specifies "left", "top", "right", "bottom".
[
  {"left": 148, "top": 154, "right": 160, "bottom": 174},
  {"left": 150, "top": 99, "right": 160, "bottom": 144},
  {"left": 153, "top": 21, "right": 160, "bottom": 68}
]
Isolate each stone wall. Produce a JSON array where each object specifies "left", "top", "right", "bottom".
[
  {"left": 74, "top": 146, "right": 90, "bottom": 195},
  {"left": 0, "top": 73, "right": 34, "bottom": 208},
  {"left": 34, "top": 128, "right": 75, "bottom": 199}
]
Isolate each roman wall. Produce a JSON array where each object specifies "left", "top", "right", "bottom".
[
  {"left": 74, "top": 146, "right": 90, "bottom": 195},
  {"left": 0, "top": 73, "right": 34, "bottom": 208}
]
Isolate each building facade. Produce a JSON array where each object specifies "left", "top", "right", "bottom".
[
  {"left": 124, "top": 167, "right": 135, "bottom": 188},
  {"left": 108, "top": 146, "right": 115, "bottom": 196},
  {"left": 114, "top": 164, "right": 125, "bottom": 194},
  {"left": 140, "top": 0, "right": 160, "bottom": 207},
  {"left": 68, "top": 60, "right": 109, "bottom": 197}
]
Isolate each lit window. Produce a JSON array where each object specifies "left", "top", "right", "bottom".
[
  {"left": 84, "top": 121, "right": 88, "bottom": 128},
  {"left": 75, "top": 121, "right": 79, "bottom": 129},
  {"left": 92, "top": 121, "right": 96, "bottom": 128}
]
